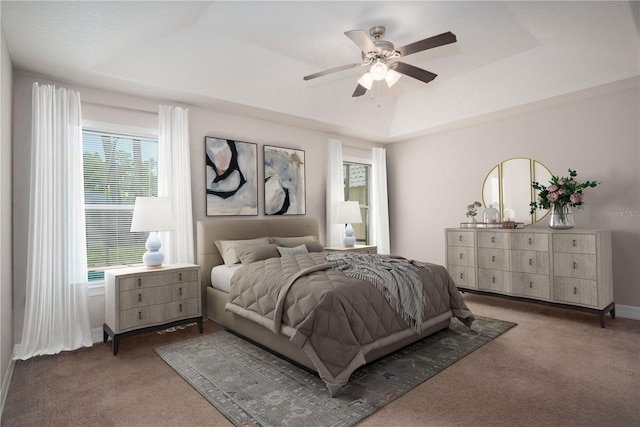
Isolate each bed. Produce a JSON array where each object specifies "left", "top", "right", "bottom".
[{"left": 196, "top": 217, "right": 474, "bottom": 396}]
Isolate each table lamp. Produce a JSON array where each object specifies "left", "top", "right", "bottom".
[
  {"left": 336, "top": 201, "right": 362, "bottom": 247},
  {"left": 130, "top": 196, "right": 175, "bottom": 267}
]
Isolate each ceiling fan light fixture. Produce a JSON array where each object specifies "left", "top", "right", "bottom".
[
  {"left": 369, "top": 60, "right": 388, "bottom": 81},
  {"left": 385, "top": 69, "right": 401, "bottom": 87},
  {"left": 357, "top": 72, "right": 374, "bottom": 90}
]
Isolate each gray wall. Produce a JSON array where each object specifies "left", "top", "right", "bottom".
[
  {"left": 387, "top": 78, "right": 640, "bottom": 309},
  {"left": 1, "top": 26, "right": 14, "bottom": 412}
]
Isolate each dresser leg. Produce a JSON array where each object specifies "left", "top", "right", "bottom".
[
  {"left": 599, "top": 312, "right": 606, "bottom": 328},
  {"left": 112, "top": 336, "right": 120, "bottom": 356},
  {"left": 197, "top": 317, "right": 203, "bottom": 334}
]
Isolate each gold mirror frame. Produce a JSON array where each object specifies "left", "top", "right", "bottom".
[{"left": 482, "top": 158, "right": 553, "bottom": 225}]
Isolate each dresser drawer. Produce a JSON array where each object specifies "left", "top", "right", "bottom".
[
  {"left": 553, "top": 234, "right": 596, "bottom": 254},
  {"left": 477, "top": 232, "right": 509, "bottom": 249},
  {"left": 447, "top": 246, "right": 475, "bottom": 267},
  {"left": 554, "top": 278, "right": 598, "bottom": 307},
  {"left": 511, "top": 250, "right": 549, "bottom": 274},
  {"left": 118, "top": 268, "right": 198, "bottom": 291},
  {"left": 478, "top": 269, "right": 510, "bottom": 293},
  {"left": 447, "top": 231, "right": 475, "bottom": 247},
  {"left": 119, "top": 282, "right": 199, "bottom": 310},
  {"left": 448, "top": 265, "right": 476, "bottom": 289},
  {"left": 553, "top": 253, "right": 597, "bottom": 280},
  {"left": 511, "top": 233, "right": 549, "bottom": 251},
  {"left": 511, "top": 272, "right": 550, "bottom": 300},
  {"left": 477, "top": 248, "right": 510, "bottom": 271}
]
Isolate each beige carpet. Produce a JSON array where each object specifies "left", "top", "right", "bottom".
[{"left": 3, "top": 294, "right": 639, "bottom": 426}]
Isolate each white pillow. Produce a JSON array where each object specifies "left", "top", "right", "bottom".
[
  {"left": 277, "top": 244, "right": 309, "bottom": 257},
  {"left": 214, "top": 237, "right": 270, "bottom": 266}
]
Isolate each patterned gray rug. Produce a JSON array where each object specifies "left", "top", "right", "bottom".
[{"left": 155, "top": 316, "right": 515, "bottom": 427}]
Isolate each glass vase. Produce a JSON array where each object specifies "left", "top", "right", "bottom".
[{"left": 549, "top": 204, "right": 575, "bottom": 229}]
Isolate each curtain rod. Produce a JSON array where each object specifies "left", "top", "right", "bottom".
[{"left": 82, "top": 100, "right": 158, "bottom": 115}]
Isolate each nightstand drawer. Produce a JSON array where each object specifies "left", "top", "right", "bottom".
[
  {"left": 119, "top": 282, "right": 198, "bottom": 310},
  {"left": 119, "top": 298, "right": 199, "bottom": 331},
  {"left": 118, "top": 269, "right": 198, "bottom": 291}
]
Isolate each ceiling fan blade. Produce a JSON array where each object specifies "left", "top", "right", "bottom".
[
  {"left": 344, "top": 29, "right": 378, "bottom": 54},
  {"left": 352, "top": 84, "right": 367, "bottom": 97},
  {"left": 304, "top": 62, "right": 365, "bottom": 81},
  {"left": 393, "top": 62, "right": 438, "bottom": 84},
  {"left": 396, "top": 31, "right": 457, "bottom": 57}
]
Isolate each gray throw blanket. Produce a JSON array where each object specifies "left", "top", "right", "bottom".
[{"left": 326, "top": 253, "right": 428, "bottom": 334}]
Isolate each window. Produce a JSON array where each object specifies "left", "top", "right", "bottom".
[
  {"left": 343, "top": 162, "right": 371, "bottom": 245},
  {"left": 83, "top": 129, "right": 158, "bottom": 280}
]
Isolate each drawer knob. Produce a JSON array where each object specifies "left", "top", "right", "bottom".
[
  {"left": 138, "top": 293, "right": 142, "bottom": 303},
  {"left": 529, "top": 281, "right": 533, "bottom": 288},
  {"left": 492, "top": 277, "right": 496, "bottom": 283},
  {"left": 179, "top": 287, "right": 183, "bottom": 296},
  {"left": 572, "top": 239, "right": 577, "bottom": 247},
  {"left": 137, "top": 278, "right": 141, "bottom": 287},
  {"left": 529, "top": 258, "right": 533, "bottom": 266},
  {"left": 459, "top": 253, "right": 463, "bottom": 260},
  {"left": 138, "top": 311, "right": 142, "bottom": 320},
  {"left": 179, "top": 273, "right": 182, "bottom": 281},
  {"left": 459, "top": 235, "right": 462, "bottom": 242},
  {"left": 460, "top": 273, "right": 464, "bottom": 279},
  {"left": 528, "top": 237, "right": 532, "bottom": 245},
  {"left": 491, "top": 255, "right": 495, "bottom": 262},
  {"left": 491, "top": 236, "right": 495, "bottom": 243},
  {"left": 574, "top": 287, "right": 577, "bottom": 294},
  {"left": 179, "top": 303, "right": 183, "bottom": 312},
  {"left": 573, "top": 261, "right": 577, "bottom": 270}
]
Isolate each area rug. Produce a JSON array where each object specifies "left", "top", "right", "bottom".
[{"left": 155, "top": 315, "right": 515, "bottom": 427}]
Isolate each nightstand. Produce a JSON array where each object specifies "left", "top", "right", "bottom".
[
  {"left": 104, "top": 262, "right": 203, "bottom": 355},
  {"left": 324, "top": 245, "right": 377, "bottom": 254}
]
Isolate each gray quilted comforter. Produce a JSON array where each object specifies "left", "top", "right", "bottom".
[{"left": 225, "top": 252, "right": 474, "bottom": 396}]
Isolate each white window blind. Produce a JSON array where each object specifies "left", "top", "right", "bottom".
[{"left": 83, "top": 129, "right": 158, "bottom": 279}]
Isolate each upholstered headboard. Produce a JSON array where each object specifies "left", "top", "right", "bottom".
[{"left": 196, "top": 217, "right": 321, "bottom": 314}]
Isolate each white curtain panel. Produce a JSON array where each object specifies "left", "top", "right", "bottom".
[
  {"left": 326, "top": 138, "right": 345, "bottom": 247},
  {"left": 371, "top": 147, "right": 391, "bottom": 254},
  {"left": 15, "top": 83, "right": 92, "bottom": 360},
  {"left": 158, "top": 105, "right": 194, "bottom": 264}
]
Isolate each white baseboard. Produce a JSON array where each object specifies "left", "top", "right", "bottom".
[
  {"left": 615, "top": 304, "right": 640, "bottom": 321},
  {"left": 91, "top": 327, "right": 104, "bottom": 344},
  {"left": 0, "top": 357, "right": 15, "bottom": 424}
]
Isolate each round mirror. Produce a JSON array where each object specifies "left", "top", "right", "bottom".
[{"left": 482, "top": 158, "right": 552, "bottom": 225}]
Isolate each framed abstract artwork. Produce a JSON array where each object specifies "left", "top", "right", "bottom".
[
  {"left": 205, "top": 137, "right": 258, "bottom": 216},
  {"left": 263, "top": 145, "right": 306, "bottom": 215}
]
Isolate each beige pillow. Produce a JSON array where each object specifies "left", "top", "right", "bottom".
[
  {"left": 304, "top": 241, "right": 324, "bottom": 252},
  {"left": 236, "top": 244, "right": 280, "bottom": 265},
  {"left": 214, "top": 237, "right": 270, "bottom": 266},
  {"left": 269, "top": 235, "right": 317, "bottom": 246}
]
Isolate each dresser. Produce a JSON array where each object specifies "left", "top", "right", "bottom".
[
  {"left": 445, "top": 228, "right": 614, "bottom": 327},
  {"left": 104, "top": 263, "right": 203, "bottom": 355}
]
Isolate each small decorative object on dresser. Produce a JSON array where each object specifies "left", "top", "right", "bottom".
[
  {"left": 530, "top": 168, "right": 599, "bottom": 230},
  {"left": 446, "top": 228, "right": 614, "bottom": 327},
  {"left": 104, "top": 263, "right": 203, "bottom": 355},
  {"left": 324, "top": 245, "right": 377, "bottom": 254},
  {"left": 465, "top": 201, "right": 482, "bottom": 227}
]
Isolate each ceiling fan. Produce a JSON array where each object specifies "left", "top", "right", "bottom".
[{"left": 303, "top": 26, "right": 457, "bottom": 97}]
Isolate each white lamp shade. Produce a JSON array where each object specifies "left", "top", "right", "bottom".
[
  {"left": 385, "top": 69, "right": 402, "bottom": 87},
  {"left": 370, "top": 60, "right": 388, "bottom": 81},
  {"left": 130, "top": 197, "right": 175, "bottom": 232},
  {"left": 357, "top": 72, "right": 373, "bottom": 90},
  {"left": 336, "top": 201, "right": 362, "bottom": 225}
]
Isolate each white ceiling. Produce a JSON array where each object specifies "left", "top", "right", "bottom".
[{"left": 2, "top": 1, "right": 639, "bottom": 142}]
